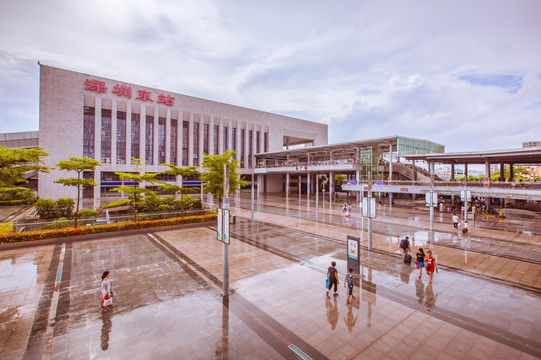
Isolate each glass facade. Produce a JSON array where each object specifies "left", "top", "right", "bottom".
[
  {"left": 83, "top": 106, "right": 95, "bottom": 159},
  {"left": 203, "top": 123, "right": 209, "bottom": 155},
  {"left": 131, "top": 113, "right": 140, "bottom": 160},
  {"left": 232, "top": 128, "right": 236, "bottom": 154},
  {"left": 248, "top": 130, "right": 253, "bottom": 167},
  {"left": 158, "top": 117, "right": 166, "bottom": 164},
  {"left": 171, "top": 119, "right": 177, "bottom": 165},
  {"left": 398, "top": 137, "right": 444, "bottom": 155},
  {"left": 256, "top": 131, "right": 260, "bottom": 153},
  {"left": 117, "top": 111, "right": 127, "bottom": 164},
  {"left": 223, "top": 126, "right": 228, "bottom": 152},
  {"left": 101, "top": 109, "right": 112, "bottom": 163},
  {"left": 182, "top": 121, "right": 189, "bottom": 166},
  {"left": 193, "top": 122, "right": 199, "bottom": 166},
  {"left": 214, "top": 125, "right": 219, "bottom": 155},
  {"left": 145, "top": 115, "right": 153, "bottom": 164}
]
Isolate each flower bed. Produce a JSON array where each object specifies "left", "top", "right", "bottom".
[{"left": 0, "top": 213, "right": 217, "bottom": 244}]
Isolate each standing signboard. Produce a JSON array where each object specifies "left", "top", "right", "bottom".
[
  {"left": 362, "top": 197, "right": 376, "bottom": 218},
  {"left": 217, "top": 209, "right": 223, "bottom": 240},
  {"left": 223, "top": 209, "right": 230, "bottom": 244},
  {"left": 347, "top": 235, "right": 360, "bottom": 275},
  {"left": 425, "top": 192, "right": 437, "bottom": 207}
]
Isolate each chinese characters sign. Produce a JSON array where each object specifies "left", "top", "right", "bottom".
[{"left": 84, "top": 78, "right": 175, "bottom": 106}]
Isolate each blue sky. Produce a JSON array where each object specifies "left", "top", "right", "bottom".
[{"left": 0, "top": 0, "right": 540, "bottom": 152}]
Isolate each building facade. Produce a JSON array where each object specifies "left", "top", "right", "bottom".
[{"left": 38, "top": 65, "right": 328, "bottom": 207}]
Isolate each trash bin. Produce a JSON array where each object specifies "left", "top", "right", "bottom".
[{"left": 230, "top": 215, "right": 236, "bottom": 224}]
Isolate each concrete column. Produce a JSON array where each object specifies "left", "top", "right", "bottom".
[
  {"left": 499, "top": 163, "right": 505, "bottom": 181},
  {"left": 93, "top": 99, "right": 102, "bottom": 207},
  {"left": 209, "top": 116, "right": 215, "bottom": 156},
  {"left": 139, "top": 106, "right": 146, "bottom": 164},
  {"left": 188, "top": 114, "right": 193, "bottom": 166},
  {"left": 286, "top": 173, "right": 290, "bottom": 196},
  {"left": 199, "top": 116, "right": 204, "bottom": 167},
  {"left": 218, "top": 118, "right": 223, "bottom": 155},
  {"left": 451, "top": 163, "right": 455, "bottom": 181},
  {"left": 509, "top": 163, "right": 514, "bottom": 181},
  {"left": 388, "top": 143, "right": 393, "bottom": 205}
]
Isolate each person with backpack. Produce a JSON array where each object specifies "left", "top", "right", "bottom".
[
  {"left": 344, "top": 267, "right": 356, "bottom": 304},
  {"left": 399, "top": 236, "right": 411, "bottom": 254},
  {"left": 399, "top": 236, "right": 412, "bottom": 264}
]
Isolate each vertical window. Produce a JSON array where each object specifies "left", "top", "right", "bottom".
[
  {"left": 182, "top": 121, "right": 189, "bottom": 166},
  {"left": 223, "top": 126, "right": 228, "bottom": 152},
  {"left": 248, "top": 130, "right": 253, "bottom": 167},
  {"left": 117, "top": 111, "right": 127, "bottom": 164},
  {"left": 231, "top": 128, "right": 236, "bottom": 154},
  {"left": 214, "top": 125, "right": 219, "bottom": 155},
  {"left": 171, "top": 119, "right": 177, "bottom": 165},
  {"left": 101, "top": 109, "right": 112, "bottom": 163},
  {"left": 240, "top": 129, "right": 245, "bottom": 168},
  {"left": 256, "top": 131, "right": 260, "bottom": 153},
  {"left": 146, "top": 115, "right": 153, "bottom": 165},
  {"left": 193, "top": 122, "right": 199, "bottom": 166},
  {"left": 203, "top": 123, "right": 209, "bottom": 155},
  {"left": 83, "top": 106, "right": 95, "bottom": 158},
  {"left": 158, "top": 117, "right": 166, "bottom": 164},
  {"left": 131, "top": 113, "right": 140, "bottom": 160},
  {"left": 264, "top": 132, "right": 268, "bottom": 152}
]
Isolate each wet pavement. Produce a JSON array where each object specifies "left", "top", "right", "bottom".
[{"left": 1, "top": 194, "right": 540, "bottom": 359}]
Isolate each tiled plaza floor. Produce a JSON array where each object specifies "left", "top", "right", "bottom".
[{"left": 1, "top": 195, "right": 540, "bottom": 359}]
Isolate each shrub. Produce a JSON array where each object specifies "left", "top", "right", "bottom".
[
  {"left": 0, "top": 213, "right": 217, "bottom": 244},
  {"left": 0, "top": 222, "right": 13, "bottom": 233},
  {"left": 56, "top": 198, "right": 74, "bottom": 218},
  {"left": 35, "top": 199, "right": 58, "bottom": 219},
  {"left": 100, "top": 199, "right": 131, "bottom": 209},
  {"left": 78, "top": 208, "right": 98, "bottom": 218}
]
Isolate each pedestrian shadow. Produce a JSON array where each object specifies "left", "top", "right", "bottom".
[
  {"left": 325, "top": 297, "right": 339, "bottom": 330},
  {"left": 101, "top": 308, "right": 114, "bottom": 351}
]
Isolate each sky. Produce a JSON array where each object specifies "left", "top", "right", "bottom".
[{"left": 0, "top": 0, "right": 540, "bottom": 152}]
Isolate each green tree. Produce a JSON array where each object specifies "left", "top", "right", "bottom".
[
  {"left": 0, "top": 146, "right": 50, "bottom": 199},
  {"left": 200, "top": 150, "right": 246, "bottom": 208},
  {"left": 111, "top": 158, "right": 162, "bottom": 221},
  {"left": 54, "top": 157, "right": 101, "bottom": 228},
  {"left": 158, "top": 164, "right": 200, "bottom": 217}
]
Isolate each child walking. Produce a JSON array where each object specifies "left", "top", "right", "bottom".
[
  {"left": 344, "top": 268, "right": 356, "bottom": 304},
  {"left": 415, "top": 248, "right": 425, "bottom": 278}
]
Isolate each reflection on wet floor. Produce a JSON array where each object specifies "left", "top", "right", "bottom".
[
  {"left": 231, "top": 218, "right": 541, "bottom": 348},
  {"left": 2, "top": 194, "right": 541, "bottom": 359}
]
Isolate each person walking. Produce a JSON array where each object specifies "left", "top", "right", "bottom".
[
  {"left": 415, "top": 248, "right": 425, "bottom": 278},
  {"left": 101, "top": 271, "right": 112, "bottom": 313},
  {"left": 326, "top": 261, "right": 339, "bottom": 297},
  {"left": 344, "top": 267, "right": 355, "bottom": 304},
  {"left": 424, "top": 251, "right": 437, "bottom": 284},
  {"left": 399, "top": 236, "right": 411, "bottom": 255},
  {"left": 452, "top": 213, "right": 460, "bottom": 229}
]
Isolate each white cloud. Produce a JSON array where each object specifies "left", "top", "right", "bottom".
[{"left": 0, "top": 0, "right": 540, "bottom": 152}]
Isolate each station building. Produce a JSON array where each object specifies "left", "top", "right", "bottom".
[{"left": 37, "top": 65, "right": 328, "bottom": 207}]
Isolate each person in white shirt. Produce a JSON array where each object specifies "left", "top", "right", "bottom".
[
  {"left": 101, "top": 271, "right": 112, "bottom": 312},
  {"left": 452, "top": 214, "right": 459, "bottom": 229}
]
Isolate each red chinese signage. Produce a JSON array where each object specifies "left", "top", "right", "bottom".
[{"left": 84, "top": 79, "right": 174, "bottom": 106}]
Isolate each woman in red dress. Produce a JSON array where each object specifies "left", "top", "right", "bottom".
[{"left": 424, "top": 250, "right": 437, "bottom": 284}]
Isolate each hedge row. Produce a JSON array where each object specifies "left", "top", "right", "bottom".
[
  {"left": 0, "top": 222, "right": 13, "bottom": 233},
  {"left": 0, "top": 200, "right": 32, "bottom": 205},
  {"left": 0, "top": 213, "right": 217, "bottom": 244}
]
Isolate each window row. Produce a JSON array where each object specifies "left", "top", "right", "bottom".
[{"left": 83, "top": 106, "right": 269, "bottom": 167}]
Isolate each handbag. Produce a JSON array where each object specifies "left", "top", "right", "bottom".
[
  {"left": 325, "top": 278, "right": 329, "bottom": 288},
  {"left": 103, "top": 296, "right": 113, "bottom": 307}
]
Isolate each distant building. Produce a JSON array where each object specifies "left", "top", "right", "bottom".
[{"left": 37, "top": 65, "right": 328, "bottom": 208}]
